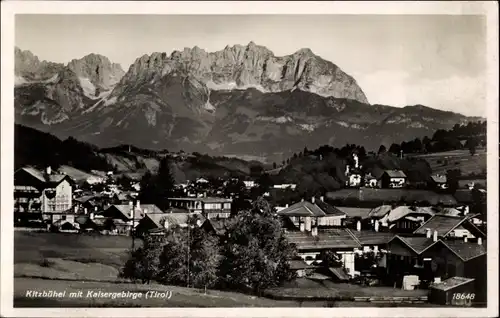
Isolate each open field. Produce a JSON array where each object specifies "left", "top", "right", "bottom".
[
  {"left": 411, "top": 149, "right": 486, "bottom": 177},
  {"left": 14, "top": 231, "right": 434, "bottom": 307}
]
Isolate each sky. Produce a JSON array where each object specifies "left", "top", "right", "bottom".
[{"left": 15, "top": 14, "right": 487, "bottom": 116}]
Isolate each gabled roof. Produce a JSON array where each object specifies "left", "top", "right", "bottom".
[
  {"left": 334, "top": 207, "right": 372, "bottom": 219},
  {"left": 383, "top": 206, "right": 434, "bottom": 223},
  {"left": 16, "top": 166, "right": 74, "bottom": 185},
  {"left": 106, "top": 204, "right": 163, "bottom": 221},
  {"left": 369, "top": 205, "right": 393, "bottom": 218},
  {"left": 203, "top": 218, "right": 234, "bottom": 236},
  {"left": 439, "top": 240, "right": 487, "bottom": 262},
  {"left": 314, "top": 200, "right": 346, "bottom": 216},
  {"left": 348, "top": 230, "right": 396, "bottom": 246},
  {"left": 413, "top": 214, "right": 474, "bottom": 237},
  {"left": 286, "top": 229, "right": 361, "bottom": 250},
  {"left": 389, "top": 235, "right": 437, "bottom": 254},
  {"left": 278, "top": 199, "right": 345, "bottom": 218},
  {"left": 384, "top": 170, "right": 407, "bottom": 178},
  {"left": 278, "top": 201, "right": 326, "bottom": 217}
]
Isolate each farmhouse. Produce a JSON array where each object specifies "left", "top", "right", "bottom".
[
  {"left": 278, "top": 196, "right": 346, "bottom": 229},
  {"left": 135, "top": 212, "right": 191, "bottom": 237},
  {"left": 167, "top": 196, "right": 232, "bottom": 219},
  {"left": 14, "top": 166, "right": 74, "bottom": 215},
  {"left": 379, "top": 170, "right": 407, "bottom": 189}
]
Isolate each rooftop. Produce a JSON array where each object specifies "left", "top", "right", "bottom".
[
  {"left": 17, "top": 166, "right": 73, "bottom": 185},
  {"left": 278, "top": 199, "right": 345, "bottom": 218},
  {"left": 349, "top": 230, "right": 396, "bottom": 245},
  {"left": 286, "top": 229, "right": 361, "bottom": 250},
  {"left": 334, "top": 207, "right": 372, "bottom": 219},
  {"left": 391, "top": 236, "right": 436, "bottom": 254},
  {"left": 413, "top": 214, "right": 471, "bottom": 237},
  {"left": 440, "top": 240, "right": 487, "bottom": 261},
  {"left": 430, "top": 277, "right": 475, "bottom": 291},
  {"left": 384, "top": 170, "right": 407, "bottom": 178}
]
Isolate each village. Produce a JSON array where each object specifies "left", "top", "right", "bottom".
[{"left": 13, "top": 149, "right": 487, "bottom": 307}]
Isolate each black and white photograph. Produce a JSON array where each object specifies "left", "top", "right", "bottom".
[{"left": 1, "top": 1, "right": 498, "bottom": 317}]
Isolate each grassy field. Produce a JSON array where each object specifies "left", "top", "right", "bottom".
[
  {"left": 13, "top": 231, "right": 433, "bottom": 307},
  {"left": 411, "top": 149, "right": 486, "bottom": 177}
]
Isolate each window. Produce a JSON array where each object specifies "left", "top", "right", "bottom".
[{"left": 61, "top": 215, "right": 66, "bottom": 220}]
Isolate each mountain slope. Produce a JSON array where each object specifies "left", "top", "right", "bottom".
[{"left": 14, "top": 43, "right": 478, "bottom": 163}]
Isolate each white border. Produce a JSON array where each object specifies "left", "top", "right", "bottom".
[{"left": 1, "top": 1, "right": 498, "bottom": 317}]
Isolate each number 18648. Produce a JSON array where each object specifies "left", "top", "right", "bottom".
[{"left": 453, "top": 293, "right": 475, "bottom": 300}]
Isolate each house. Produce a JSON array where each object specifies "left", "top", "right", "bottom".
[
  {"left": 379, "top": 170, "right": 407, "bottom": 188},
  {"left": 135, "top": 212, "right": 191, "bottom": 237},
  {"left": 429, "top": 277, "right": 476, "bottom": 306},
  {"left": 421, "top": 238, "right": 487, "bottom": 304},
  {"left": 285, "top": 227, "right": 361, "bottom": 276},
  {"left": 167, "top": 196, "right": 232, "bottom": 219},
  {"left": 14, "top": 166, "right": 74, "bottom": 216},
  {"left": 370, "top": 205, "right": 435, "bottom": 233},
  {"left": 47, "top": 209, "right": 81, "bottom": 233},
  {"left": 100, "top": 201, "right": 163, "bottom": 235},
  {"left": 277, "top": 196, "right": 346, "bottom": 230},
  {"left": 200, "top": 218, "right": 234, "bottom": 238},
  {"left": 429, "top": 174, "right": 448, "bottom": 191},
  {"left": 413, "top": 214, "right": 486, "bottom": 240},
  {"left": 385, "top": 235, "right": 438, "bottom": 286},
  {"left": 73, "top": 194, "right": 110, "bottom": 214},
  {"left": 348, "top": 229, "right": 396, "bottom": 270}
]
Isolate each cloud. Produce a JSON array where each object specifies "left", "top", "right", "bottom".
[{"left": 355, "top": 70, "right": 486, "bottom": 117}]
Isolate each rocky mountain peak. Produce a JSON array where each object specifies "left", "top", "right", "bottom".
[
  {"left": 113, "top": 42, "right": 369, "bottom": 103},
  {"left": 67, "top": 53, "right": 125, "bottom": 90}
]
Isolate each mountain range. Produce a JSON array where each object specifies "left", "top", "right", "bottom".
[{"left": 14, "top": 43, "right": 480, "bottom": 163}]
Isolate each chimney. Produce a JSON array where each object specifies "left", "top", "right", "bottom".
[
  {"left": 464, "top": 236, "right": 468, "bottom": 243},
  {"left": 136, "top": 200, "right": 140, "bottom": 208},
  {"left": 301, "top": 198, "right": 304, "bottom": 202},
  {"left": 464, "top": 206, "right": 469, "bottom": 215},
  {"left": 84, "top": 208, "right": 88, "bottom": 215},
  {"left": 144, "top": 208, "right": 148, "bottom": 214},
  {"left": 285, "top": 204, "right": 289, "bottom": 208},
  {"left": 74, "top": 206, "right": 78, "bottom": 213},
  {"left": 129, "top": 201, "right": 133, "bottom": 208},
  {"left": 311, "top": 197, "right": 315, "bottom": 204},
  {"left": 300, "top": 223, "right": 305, "bottom": 232},
  {"left": 320, "top": 196, "right": 324, "bottom": 202},
  {"left": 164, "top": 220, "right": 169, "bottom": 229},
  {"left": 311, "top": 226, "right": 318, "bottom": 236},
  {"left": 374, "top": 220, "right": 379, "bottom": 232},
  {"left": 356, "top": 220, "right": 361, "bottom": 232},
  {"left": 477, "top": 237, "right": 482, "bottom": 245},
  {"left": 426, "top": 228, "right": 432, "bottom": 238},
  {"left": 433, "top": 230, "right": 438, "bottom": 242},
  {"left": 90, "top": 212, "right": 95, "bottom": 220},
  {"left": 46, "top": 166, "right": 52, "bottom": 175}
]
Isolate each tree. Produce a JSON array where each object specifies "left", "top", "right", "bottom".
[
  {"left": 273, "top": 162, "right": 277, "bottom": 169},
  {"left": 378, "top": 145, "right": 387, "bottom": 155},
  {"left": 139, "top": 158, "right": 175, "bottom": 209},
  {"left": 389, "top": 143, "right": 401, "bottom": 154},
  {"left": 446, "top": 169, "right": 461, "bottom": 194},
  {"left": 466, "top": 138, "right": 478, "bottom": 156},
  {"left": 120, "top": 235, "right": 162, "bottom": 284},
  {"left": 319, "top": 250, "right": 343, "bottom": 267},
  {"left": 303, "top": 147, "right": 309, "bottom": 156},
  {"left": 218, "top": 198, "right": 297, "bottom": 294}
]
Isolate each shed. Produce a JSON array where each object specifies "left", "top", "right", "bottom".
[{"left": 429, "top": 277, "right": 476, "bottom": 306}]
